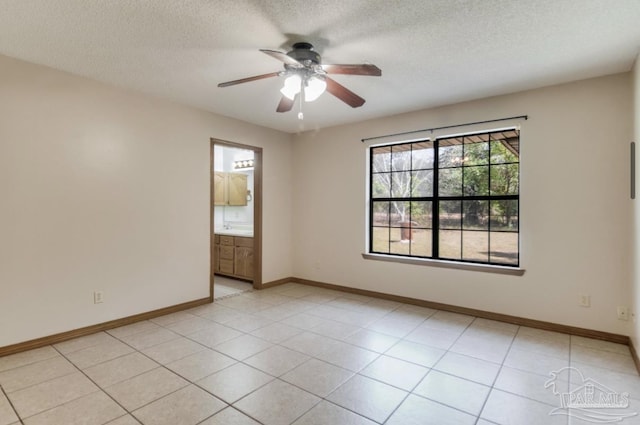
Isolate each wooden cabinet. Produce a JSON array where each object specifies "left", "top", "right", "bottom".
[
  {"left": 213, "top": 235, "right": 253, "bottom": 280},
  {"left": 214, "top": 172, "right": 226, "bottom": 206},
  {"left": 213, "top": 235, "right": 220, "bottom": 273},
  {"left": 214, "top": 172, "right": 247, "bottom": 206},
  {"left": 227, "top": 173, "right": 248, "bottom": 206},
  {"left": 234, "top": 237, "right": 254, "bottom": 279}
]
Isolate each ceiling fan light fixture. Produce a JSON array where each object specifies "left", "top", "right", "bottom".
[
  {"left": 304, "top": 75, "right": 326, "bottom": 102},
  {"left": 218, "top": 42, "right": 381, "bottom": 113},
  {"left": 280, "top": 74, "right": 302, "bottom": 100}
]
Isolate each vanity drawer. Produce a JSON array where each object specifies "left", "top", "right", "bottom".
[
  {"left": 219, "top": 259, "right": 234, "bottom": 274},
  {"left": 235, "top": 237, "right": 253, "bottom": 247},
  {"left": 220, "top": 236, "right": 234, "bottom": 246},
  {"left": 220, "top": 245, "right": 234, "bottom": 260}
]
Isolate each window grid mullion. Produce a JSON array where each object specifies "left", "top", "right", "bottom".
[
  {"left": 460, "top": 137, "right": 465, "bottom": 260},
  {"left": 409, "top": 144, "right": 413, "bottom": 257},
  {"left": 387, "top": 201, "right": 392, "bottom": 255},
  {"left": 433, "top": 140, "right": 440, "bottom": 258},
  {"left": 488, "top": 136, "right": 492, "bottom": 264}
]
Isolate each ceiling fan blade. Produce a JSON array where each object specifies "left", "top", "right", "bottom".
[
  {"left": 325, "top": 77, "right": 366, "bottom": 108},
  {"left": 276, "top": 95, "right": 296, "bottom": 113},
  {"left": 322, "top": 64, "right": 382, "bottom": 76},
  {"left": 218, "top": 72, "right": 280, "bottom": 88},
  {"left": 260, "top": 49, "right": 302, "bottom": 67}
]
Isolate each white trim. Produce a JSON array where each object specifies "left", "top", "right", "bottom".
[{"left": 362, "top": 253, "right": 525, "bottom": 276}]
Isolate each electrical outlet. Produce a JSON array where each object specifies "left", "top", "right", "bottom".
[
  {"left": 94, "top": 291, "right": 104, "bottom": 304},
  {"left": 579, "top": 294, "right": 591, "bottom": 307},
  {"left": 617, "top": 306, "right": 629, "bottom": 321}
]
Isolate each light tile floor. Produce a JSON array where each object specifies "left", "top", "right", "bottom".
[
  {"left": 213, "top": 276, "right": 253, "bottom": 299},
  {"left": 1, "top": 282, "right": 640, "bottom": 424}
]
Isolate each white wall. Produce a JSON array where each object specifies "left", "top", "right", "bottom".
[
  {"left": 0, "top": 52, "right": 634, "bottom": 348},
  {"left": 292, "top": 73, "right": 633, "bottom": 335},
  {"left": 632, "top": 54, "right": 640, "bottom": 347},
  {"left": 0, "top": 55, "right": 293, "bottom": 347}
]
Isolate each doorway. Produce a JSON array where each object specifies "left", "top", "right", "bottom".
[{"left": 210, "top": 139, "right": 262, "bottom": 299}]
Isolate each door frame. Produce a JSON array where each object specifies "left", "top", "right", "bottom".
[{"left": 210, "top": 138, "right": 263, "bottom": 298}]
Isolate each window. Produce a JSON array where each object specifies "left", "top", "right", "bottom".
[{"left": 369, "top": 129, "right": 519, "bottom": 267}]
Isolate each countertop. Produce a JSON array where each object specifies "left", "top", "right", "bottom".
[{"left": 214, "top": 229, "right": 254, "bottom": 237}]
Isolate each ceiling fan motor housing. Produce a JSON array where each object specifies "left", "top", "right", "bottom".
[{"left": 287, "top": 42, "right": 321, "bottom": 66}]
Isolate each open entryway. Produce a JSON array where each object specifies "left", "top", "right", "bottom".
[{"left": 210, "top": 139, "right": 262, "bottom": 299}]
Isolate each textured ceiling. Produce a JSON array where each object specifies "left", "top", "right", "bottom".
[{"left": 1, "top": 0, "right": 639, "bottom": 133}]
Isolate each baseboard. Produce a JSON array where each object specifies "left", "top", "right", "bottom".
[
  {"left": 3, "top": 277, "right": 634, "bottom": 368},
  {"left": 260, "top": 276, "right": 294, "bottom": 289},
  {"left": 0, "top": 297, "right": 211, "bottom": 358},
  {"left": 1, "top": 278, "right": 291, "bottom": 358},
  {"left": 291, "top": 277, "right": 630, "bottom": 345}
]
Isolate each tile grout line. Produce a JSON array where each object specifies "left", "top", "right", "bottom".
[
  {"left": 59, "top": 322, "right": 236, "bottom": 422},
  {"left": 349, "top": 312, "right": 506, "bottom": 422},
  {"left": 400, "top": 317, "right": 516, "bottom": 422},
  {"left": 195, "top": 405, "right": 266, "bottom": 425},
  {"left": 151, "top": 309, "right": 463, "bottom": 425},
  {"left": 475, "top": 328, "right": 589, "bottom": 418},
  {"left": 378, "top": 385, "right": 412, "bottom": 424},
  {"left": 275, "top": 393, "right": 323, "bottom": 425},
  {"left": 50, "top": 344, "right": 143, "bottom": 424},
  {"left": 1, "top": 383, "right": 25, "bottom": 425},
  {"left": 101, "top": 321, "right": 272, "bottom": 422},
  {"left": 221, "top": 294, "right": 411, "bottom": 424},
  {"left": 312, "top": 400, "right": 372, "bottom": 424},
  {"left": 265, "top": 297, "right": 484, "bottom": 423},
  {"left": 278, "top": 303, "right": 466, "bottom": 423},
  {"left": 472, "top": 322, "right": 521, "bottom": 424},
  {"left": 105, "top": 303, "right": 299, "bottom": 424},
  {"left": 106, "top": 316, "right": 282, "bottom": 424},
  {"left": 377, "top": 314, "right": 481, "bottom": 424},
  {"left": 4, "top": 341, "right": 135, "bottom": 423},
  {"left": 103, "top": 327, "right": 232, "bottom": 419}
]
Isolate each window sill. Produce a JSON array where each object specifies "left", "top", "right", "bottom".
[{"left": 361, "top": 253, "right": 525, "bottom": 276}]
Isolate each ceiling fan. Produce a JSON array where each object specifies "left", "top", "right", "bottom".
[{"left": 218, "top": 42, "right": 382, "bottom": 113}]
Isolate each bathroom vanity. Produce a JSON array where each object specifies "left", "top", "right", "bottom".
[{"left": 213, "top": 230, "right": 254, "bottom": 281}]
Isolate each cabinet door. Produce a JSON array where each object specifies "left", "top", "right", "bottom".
[
  {"left": 234, "top": 246, "right": 253, "bottom": 279},
  {"left": 220, "top": 259, "right": 234, "bottom": 274},
  {"left": 214, "top": 172, "right": 227, "bottom": 205},
  {"left": 220, "top": 245, "right": 234, "bottom": 260},
  {"left": 227, "top": 173, "right": 248, "bottom": 206},
  {"left": 214, "top": 244, "right": 220, "bottom": 272}
]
